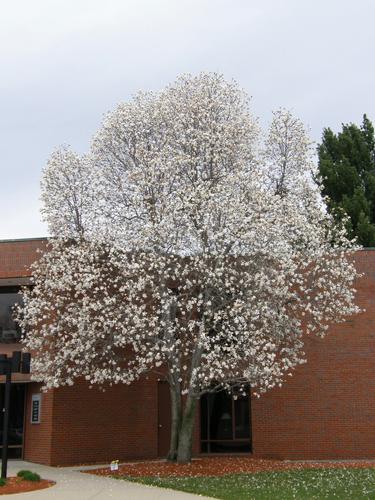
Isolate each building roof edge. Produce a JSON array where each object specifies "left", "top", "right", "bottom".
[{"left": 0, "top": 237, "right": 48, "bottom": 244}]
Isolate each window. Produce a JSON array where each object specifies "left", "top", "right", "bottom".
[
  {"left": 0, "top": 287, "right": 22, "bottom": 343},
  {"left": 201, "top": 391, "right": 252, "bottom": 453}
]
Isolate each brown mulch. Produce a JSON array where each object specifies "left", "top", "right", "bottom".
[
  {"left": 87, "top": 456, "right": 375, "bottom": 478},
  {"left": 0, "top": 477, "right": 55, "bottom": 495}
]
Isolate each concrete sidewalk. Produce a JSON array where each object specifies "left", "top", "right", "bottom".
[{"left": 5, "top": 460, "right": 211, "bottom": 499}]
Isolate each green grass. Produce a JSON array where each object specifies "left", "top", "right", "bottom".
[{"left": 120, "top": 468, "right": 375, "bottom": 499}]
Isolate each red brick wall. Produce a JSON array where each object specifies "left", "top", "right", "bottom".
[
  {"left": 251, "top": 250, "right": 375, "bottom": 460},
  {"left": 0, "top": 239, "right": 46, "bottom": 278},
  {"left": 23, "top": 383, "right": 54, "bottom": 464},
  {"left": 48, "top": 377, "right": 159, "bottom": 466}
]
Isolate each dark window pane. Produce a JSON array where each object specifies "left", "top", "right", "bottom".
[
  {"left": 234, "top": 397, "right": 250, "bottom": 439},
  {"left": 201, "top": 390, "right": 252, "bottom": 453},
  {"left": 210, "top": 392, "right": 233, "bottom": 440},
  {"left": 0, "top": 384, "right": 25, "bottom": 448},
  {"left": 0, "top": 290, "right": 22, "bottom": 343},
  {"left": 201, "top": 442, "right": 209, "bottom": 453},
  {"left": 210, "top": 441, "right": 251, "bottom": 453},
  {"left": 200, "top": 396, "right": 208, "bottom": 440},
  {"left": 0, "top": 447, "right": 22, "bottom": 459}
]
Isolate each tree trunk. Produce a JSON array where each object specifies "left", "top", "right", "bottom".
[
  {"left": 167, "top": 383, "right": 181, "bottom": 461},
  {"left": 176, "top": 394, "right": 198, "bottom": 463}
]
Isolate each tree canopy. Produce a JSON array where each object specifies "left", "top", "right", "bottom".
[
  {"left": 318, "top": 114, "right": 375, "bottom": 246},
  {"left": 17, "top": 73, "right": 360, "bottom": 463}
]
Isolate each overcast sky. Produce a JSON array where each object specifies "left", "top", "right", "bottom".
[{"left": 1, "top": 0, "right": 374, "bottom": 239}]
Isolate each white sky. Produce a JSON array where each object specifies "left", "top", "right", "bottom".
[{"left": 1, "top": 0, "right": 374, "bottom": 239}]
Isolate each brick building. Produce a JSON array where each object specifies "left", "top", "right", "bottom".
[{"left": 0, "top": 238, "right": 374, "bottom": 465}]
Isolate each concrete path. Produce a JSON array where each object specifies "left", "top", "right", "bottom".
[{"left": 5, "top": 460, "right": 212, "bottom": 499}]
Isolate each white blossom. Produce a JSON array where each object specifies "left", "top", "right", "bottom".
[{"left": 17, "top": 74, "right": 359, "bottom": 417}]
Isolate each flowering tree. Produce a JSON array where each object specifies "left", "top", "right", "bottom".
[{"left": 17, "top": 73, "right": 360, "bottom": 463}]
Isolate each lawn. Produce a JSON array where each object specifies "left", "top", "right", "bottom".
[{"left": 122, "top": 468, "right": 375, "bottom": 499}]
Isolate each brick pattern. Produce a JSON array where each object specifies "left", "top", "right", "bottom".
[
  {"left": 251, "top": 250, "right": 375, "bottom": 460},
  {"left": 23, "top": 383, "right": 54, "bottom": 465},
  {"left": 50, "top": 377, "right": 159, "bottom": 466},
  {"left": 0, "top": 239, "right": 46, "bottom": 278},
  {"left": 23, "top": 378, "right": 199, "bottom": 466}
]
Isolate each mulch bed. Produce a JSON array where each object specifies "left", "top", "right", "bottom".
[
  {"left": 0, "top": 477, "right": 55, "bottom": 495},
  {"left": 87, "top": 456, "right": 375, "bottom": 478}
]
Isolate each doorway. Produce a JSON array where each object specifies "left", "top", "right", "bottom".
[
  {"left": 157, "top": 381, "right": 171, "bottom": 457},
  {"left": 0, "top": 384, "right": 26, "bottom": 459}
]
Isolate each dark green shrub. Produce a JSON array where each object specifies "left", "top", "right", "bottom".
[
  {"left": 0, "top": 477, "right": 6, "bottom": 486},
  {"left": 17, "top": 470, "right": 41, "bottom": 482},
  {"left": 23, "top": 472, "right": 41, "bottom": 482},
  {"left": 17, "top": 470, "right": 30, "bottom": 478}
]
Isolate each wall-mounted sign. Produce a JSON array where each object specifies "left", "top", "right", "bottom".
[{"left": 31, "top": 394, "right": 41, "bottom": 424}]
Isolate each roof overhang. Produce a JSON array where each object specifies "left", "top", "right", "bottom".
[
  {"left": 0, "top": 277, "right": 32, "bottom": 287},
  {"left": 0, "top": 373, "right": 32, "bottom": 384}
]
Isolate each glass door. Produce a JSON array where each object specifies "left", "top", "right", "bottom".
[{"left": 0, "top": 384, "right": 26, "bottom": 459}]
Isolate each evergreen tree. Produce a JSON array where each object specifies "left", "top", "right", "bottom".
[{"left": 318, "top": 115, "right": 375, "bottom": 246}]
